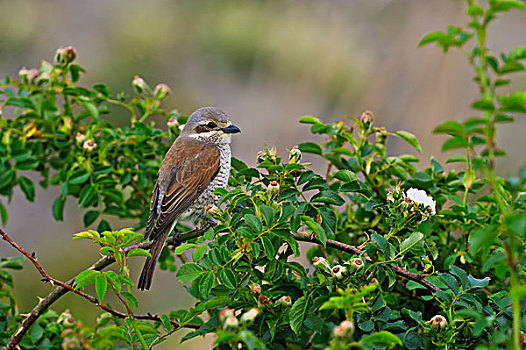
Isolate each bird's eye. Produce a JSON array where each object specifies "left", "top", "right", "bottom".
[{"left": 206, "top": 122, "right": 217, "bottom": 128}]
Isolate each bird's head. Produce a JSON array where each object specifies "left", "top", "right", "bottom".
[{"left": 180, "top": 107, "right": 241, "bottom": 144}]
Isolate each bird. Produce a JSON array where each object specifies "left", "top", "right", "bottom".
[{"left": 138, "top": 107, "right": 240, "bottom": 290}]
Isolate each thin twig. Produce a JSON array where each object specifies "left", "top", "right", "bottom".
[
  {"left": 292, "top": 231, "right": 441, "bottom": 292},
  {"left": 1, "top": 226, "right": 209, "bottom": 350}
]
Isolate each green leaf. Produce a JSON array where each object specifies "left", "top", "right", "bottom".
[
  {"left": 298, "top": 142, "right": 323, "bottom": 155},
  {"left": 418, "top": 31, "right": 446, "bottom": 46},
  {"left": 399, "top": 232, "right": 424, "bottom": 255},
  {"left": 393, "top": 130, "right": 422, "bottom": 152},
  {"left": 199, "top": 272, "right": 215, "bottom": 298},
  {"left": 192, "top": 245, "right": 207, "bottom": 262},
  {"left": 332, "top": 169, "right": 357, "bottom": 182},
  {"left": 95, "top": 274, "right": 107, "bottom": 302},
  {"left": 245, "top": 214, "right": 262, "bottom": 234},
  {"left": 127, "top": 248, "right": 151, "bottom": 257},
  {"left": 176, "top": 263, "right": 203, "bottom": 283},
  {"left": 261, "top": 236, "right": 276, "bottom": 259},
  {"left": 319, "top": 207, "right": 337, "bottom": 236},
  {"left": 82, "top": 101, "right": 99, "bottom": 120},
  {"left": 74, "top": 270, "right": 99, "bottom": 289},
  {"left": 83, "top": 210, "right": 100, "bottom": 227},
  {"left": 311, "top": 190, "right": 345, "bottom": 206},
  {"left": 372, "top": 233, "right": 390, "bottom": 258},
  {"left": 302, "top": 217, "right": 326, "bottom": 247},
  {"left": 446, "top": 154, "right": 468, "bottom": 163},
  {"left": 298, "top": 115, "right": 322, "bottom": 124},
  {"left": 174, "top": 243, "right": 197, "bottom": 255},
  {"left": 52, "top": 196, "right": 66, "bottom": 221},
  {"left": 360, "top": 331, "right": 403, "bottom": 347},
  {"left": 433, "top": 120, "right": 464, "bottom": 137},
  {"left": 0, "top": 201, "right": 7, "bottom": 225},
  {"left": 259, "top": 205, "right": 274, "bottom": 227},
  {"left": 78, "top": 185, "right": 97, "bottom": 208},
  {"left": 442, "top": 137, "right": 469, "bottom": 151},
  {"left": 218, "top": 269, "right": 236, "bottom": 289},
  {"left": 29, "top": 324, "right": 44, "bottom": 343},
  {"left": 18, "top": 176, "right": 35, "bottom": 202},
  {"left": 289, "top": 296, "right": 309, "bottom": 334},
  {"left": 68, "top": 169, "right": 90, "bottom": 185}
]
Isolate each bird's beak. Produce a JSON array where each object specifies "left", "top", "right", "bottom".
[{"left": 221, "top": 124, "right": 241, "bottom": 134}]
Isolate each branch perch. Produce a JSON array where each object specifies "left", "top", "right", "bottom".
[{"left": 1, "top": 226, "right": 210, "bottom": 350}]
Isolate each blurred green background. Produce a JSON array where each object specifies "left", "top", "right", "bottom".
[{"left": 1, "top": 0, "right": 525, "bottom": 348}]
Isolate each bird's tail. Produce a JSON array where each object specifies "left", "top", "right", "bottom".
[{"left": 138, "top": 229, "right": 170, "bottom": 290}]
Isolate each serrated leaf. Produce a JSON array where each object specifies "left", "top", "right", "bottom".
[
  {"left": 261, "top": 236, "right": 275, "bottom": 259},
  {"left": 289, "top": 296, "right": 309, "bottom": 334},
  {"left": 332, "top": 169, "right": 357, "bottom": 182},
  {"left": 399, "top": 232, "right": 424, "bottom": 255},
  {"left": 199, "top": 272, "right": 215, "bottom": 298},
  {"left": 245, "top": 214, "right": 262, "bottom": 234},
  {"left": 74, "top": 270, "right": 99, "bottom": 289},
  {"left": 372, "top": 233, "right": 390, "bottom": 258},
  {"left": 259, "top": 205, "right": 274, "bottom": 227},
  {"left": 127, "top": 248, "right": 151, "bottom": 257},
  {"left": 218, "top": 269, "right": 236, "bottom": 289},
  {"left": 393, "top": 130, "right": 422, "bottom": 152},
  {"left": 95, "top": 274, "right": 107, "bottom": 302},
  {"left": 174, "top": 243, "right": 197, "bottom": 255},
  {"left": 176, "top": 263, "right": 203, "bottom": 283},
  {"left": 18, "top": 176, "right": 35, "bottom": 202},
  {"left": 69, "top": 169, "right": 90, "bottom": 185},
  {"left": 192, "top": 245, "right": 207, "bottom": 262}
]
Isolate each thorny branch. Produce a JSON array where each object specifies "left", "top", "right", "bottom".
[{"left": 1, "top": 226, "right": 210, "bottom": 350}]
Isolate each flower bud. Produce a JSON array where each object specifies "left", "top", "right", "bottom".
[
  {"left": 219, "top": 308, "right": 235, "bottom": 322},
  {"left": 289, "top": 146, "right": 302, "bottom": 162},
  {"left": 132, "top": 75, "right": 149, "bottom": 94},
  {"left": 240, "top": 308, "right": 260, "bottom": 323},
  {"left": 331, "top": 265, "right": 347, "bottom": 279},
  {"left": 58, "top": 309, "right": 76, "bottom": 328},
  {"left": 386, "top": 191, "right": 394, "bottom": 203},
  {"left": 256, "top": 151, "right": 266, "bottom": 163},
  {"left": 55, "top": 46, "right": 76, "bottom": 65},
  {"left": 223, "top": 315, "right": 239, "bottom": 329},
  {"left": 430, "top": 315, "right": 447, "bottom": 329},
  {"left": 267, "top": 181, "right": 280, "bottom": 198},
  {"left": 257, "top": 294, "right": 271, "bottom": 309},
  {"left": 167, "top": 118, "right": 178, "bottom": 128},
  {"left": 348, "top": 258, "right": 364, "bottom": 273},
  {"left": 154, "top": 83, "right": 171, "bottom": 100},
  {"left": 360, "top": 110, "right": 373, "bottom": 126},
  {"left": 83, "top": 139, "right": 97, "bottom": 152},
  {"left": 27, "top": 69, "right": 40, "bottom": 83},
  {"left": 75, "top": 132, "right": 86, "bottom": 143},
  {"left": 312, "top": 256, "right": 331, "bottom": 273},
  {"left": 38, "top": 72, "right": 51, "bottom": 84},
  {"left": 333, "top": 320, "right": 355, "bottom": 338},
  {"left": 205, "top": 204, "right": 220, "bottom": 216},
  {"left": 275, "top": 295, "right": 292, "bottom": 307},
  {"left": 18, "top": 67, "right": 29, "bottom": 81},
  {"left": 248, "top": 282, "right": 261, "bottom": 294}
]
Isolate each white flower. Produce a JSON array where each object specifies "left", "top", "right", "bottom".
[
  {"left": 312, "top": 257, "right": 331, "bottom": 273},
  {"left": 405, "top": 188, "right": 436, "bottom": 215},
  {"left": 75, "top": 132, "right": 86, "bottom": 143},
  {"left": 240, "top": 308, "right": 260, "bottom": 323}
]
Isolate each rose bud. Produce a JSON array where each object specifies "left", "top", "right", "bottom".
[
  {"left": 267, "top": 181, "right": 280, "bottom": 198},
  {"left": 132, "top": 75, "right": 149, "bottom": 94},
  {"left": 167, "top": 118, "right": 178, "bottom": 128},
  {"left": 83, "top": 139, "right": 97, "bottom": 152},
  {"left": 331, "top": 265, "right": 347, "bottom": 279},
  {"left": 219, "top": 308, "right": 235, "bottom": 322},
  {"left": 275, "top": 296, "right": 292, "bottom": 307},
  {"left": 27, "top": 69, "right": 40, "bottom": 83},
  {"left": 240, "top": 308, "right": 260, "bottom": 323},
  {"left": 75, "top": 132, "right": 86, "bottom": 143},
  {"left": 248, "top": 282, "right": 261, "bottom": 294},
  {"left": 430, "top": 315, "right": 447, "bottom": 329},
  {"left": 312, "top": 256, "right": 331, "bottom": 273},
  {"left": 257, "top": 294, "right": 271, "bottom": 309},
  {"left": 359, "top": 110, "right": 373, "bottom": 126},
  {"left": 289, "top": 146, "right": 302, "bottom": 162},
  {"left": 333, "top": 320, "right": 355, "bottom": 338},
  {"left": 154, "top": 83, "right": 171, "bottom": 100},
  {"left": 223, "top": 315, "right": 239, "bottom": 329},
  {"left": 256, "top": 150, "right": 266, "bottom": 163},
  {"left": 205, "top": 204, "right": 220, "bottom": 216},
  {"left": 18, "top": 67, "right": 29, "bottom": 82}
]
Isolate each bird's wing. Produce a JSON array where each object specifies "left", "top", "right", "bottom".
[{"left": 147, "top": 139, "right": 221, "bottom": 242}]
